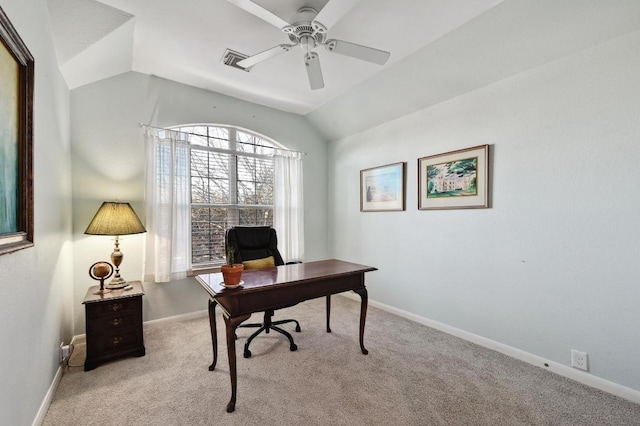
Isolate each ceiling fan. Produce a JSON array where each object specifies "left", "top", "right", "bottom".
[{"left": 229, "top": 0, "right": 391, "bottom": 90}]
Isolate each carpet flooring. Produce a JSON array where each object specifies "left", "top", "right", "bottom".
[{"left": 43, "top": 296, "right": 640, "bottom": 425}]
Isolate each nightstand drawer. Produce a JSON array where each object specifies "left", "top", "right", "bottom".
[
  {"left": 87, "top": 312, "right": 140, "bottom": 334},
  {"left": 86, "top": 329, "right": 143, "bottom": 355},
  {"left": 88, "top": 296, "right": 141, "bottom": 318}
]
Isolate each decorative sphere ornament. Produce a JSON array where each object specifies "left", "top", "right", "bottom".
[{"left": 89, "top": 261, "right": 114, "bottom": 295}]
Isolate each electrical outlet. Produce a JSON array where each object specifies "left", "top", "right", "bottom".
[
  {"left": 60, "top": 342, "right": 71, "bottom": 364},
  {"left": 571, "top": 349, "right": 588, "bottom": 371}
]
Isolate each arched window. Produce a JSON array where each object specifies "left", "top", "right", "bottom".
[
  {"left": 144, "top": 123, "right": 303, "bottom": 282},
  {"left": 172, "top": 124, "right": 281, "bottom": 267}
]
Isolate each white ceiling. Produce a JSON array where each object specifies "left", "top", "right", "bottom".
[
  {"left": 48, "top": 0, "right": 504, "bottom": 113},
  {"left": 47, "top": 0, "right": 640, "bottom": 139}
]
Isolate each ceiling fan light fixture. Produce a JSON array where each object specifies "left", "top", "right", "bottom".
[{"left": 300, "top": 35, "right": 316, "bottom": 54}]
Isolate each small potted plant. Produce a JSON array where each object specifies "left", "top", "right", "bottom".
[{"left": 220, "top": 247, "right": 244, "bottom": 286}]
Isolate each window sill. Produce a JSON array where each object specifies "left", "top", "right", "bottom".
[{"left": 188, "top": 266, "right": 223, "bottom": 277}]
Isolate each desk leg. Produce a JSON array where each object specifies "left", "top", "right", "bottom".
[
  {"left": 223, "top": 313, "right": 251, "bottom": 413},
  {"left": 208, "top": 299, "right": 218, "bottom": 371},
  {"left": 353, "top": 287, "right": 369, "bottom": 355},
  {"left": 326, "top": 295, "right": 332, "bottom": 333}
]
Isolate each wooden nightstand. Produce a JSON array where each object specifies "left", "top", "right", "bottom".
[{"left": 83, "top": 281, "right": 145, "bottom": 371}]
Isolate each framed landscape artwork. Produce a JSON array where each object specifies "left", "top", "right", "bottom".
[
  {"left": 0, "top": 7, "right": 34, "bottom": 255},
  {"left": 418, "top": 145, "right": 489, "bottom": 210},
  {"left": 360, "top": 162, "right": 406, "bottom": 212}
]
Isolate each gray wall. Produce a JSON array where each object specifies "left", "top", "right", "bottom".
[
  {"left": 328, "top": 30, "right": 640, "bottom": 393},
  {"left": 0, "top": 0, "right": 73, "bottom": 424},
  {"left": 70, "top": 72, "right": 329, "bottom": 333}
]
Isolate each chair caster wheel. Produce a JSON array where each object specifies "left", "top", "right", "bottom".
[
  {"left": 290, "top": 344, "right": 298, "bottom": 352},
  {"left": 295, "top": 325, "right": 301, "bottom": 332},
  {"left": 243, "top": 350, "right": 251, "bottom": 358}
]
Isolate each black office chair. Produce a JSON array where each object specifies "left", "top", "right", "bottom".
[{"left": 226, "top": 226, "right": 301, "bottom": 358}]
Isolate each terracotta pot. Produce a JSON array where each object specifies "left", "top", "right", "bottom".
[{"left": 221, "top": 264, "right": 244, "bottom": 286}]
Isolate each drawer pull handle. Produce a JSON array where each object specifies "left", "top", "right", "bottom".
[
  {"left": 111, "top": 318, "right": 122, "bottom": 326},
  {"left": 110, "top": 303, "right": 124, "bottom": 312},
  {"left": 111, "top": 337, "right": 123, "bottom": 346}
]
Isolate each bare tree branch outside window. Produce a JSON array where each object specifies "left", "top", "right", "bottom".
[{"left": 175, "top": 126, "right": 275, "bottom": 266}]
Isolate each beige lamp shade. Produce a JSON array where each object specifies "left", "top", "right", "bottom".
[
  {"left": 84, "top": 202, "right": 146, "bottom": 236},
  {"left": 84, "top": 201, "right": 146, "bottom": 289}
]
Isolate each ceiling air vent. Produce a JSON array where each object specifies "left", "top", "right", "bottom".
[{"left": 222, "top": 49, "right": 251, "bottom": 72}]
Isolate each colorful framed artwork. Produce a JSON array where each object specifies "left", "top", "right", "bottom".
[
  {"left": 0, "top": 7, "right": 34, "bottom": 255},
  {"left": 360, "top": 162, "right": 406, "bottom": 212},
  {"left": 418, "top": 145, "right": 489, "bottom": 210}
]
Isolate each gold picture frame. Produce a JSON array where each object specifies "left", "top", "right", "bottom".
[
  {"left": 0, "top": 6, "right": 34, "bottom": 255},
  {"left": 360, "top": 162, "right": 406, "bottom": 212},
  {"left": 418, "top": 145, "right": 489, "bottom": 210}
]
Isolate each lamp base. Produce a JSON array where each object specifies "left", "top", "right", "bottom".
[{"left": 106, "top": 276, "right": 127, "bottom": 289}]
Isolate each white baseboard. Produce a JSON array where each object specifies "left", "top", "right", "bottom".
[
  {"left": 32, "top": 365, "right": 64, "bottom": 426},
  {"left": 143, "top": 309, "right": 208, "bottom": 328},
  {"left": 69, "top": 310, "right": 209, "bottom": 343},
  {"left": 340, "top": 293, "right": 640, "bottom": 405},
  {"left": 71, "top": 334, "right": 84, "bottom": 346}
]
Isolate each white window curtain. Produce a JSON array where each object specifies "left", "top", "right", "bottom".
[
  {"left": 273, "top": 149, "right": 304, "bottom": 262},
  {"left": 143, "top": 127, "right": 191, "bottom": 282}
]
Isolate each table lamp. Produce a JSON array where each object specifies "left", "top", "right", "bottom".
[{"left": 84, "top": 201, "right": 146, "bottom": 289}]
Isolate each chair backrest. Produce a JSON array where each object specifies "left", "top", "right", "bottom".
[{"left": 226, "top": 226, "right": 285, "bottom": 266}]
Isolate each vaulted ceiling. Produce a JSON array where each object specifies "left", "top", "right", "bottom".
[{"left": 47, "top": 0, "right": 640, "bottom": 140}]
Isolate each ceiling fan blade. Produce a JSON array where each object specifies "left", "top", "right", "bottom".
[
  {"left": 314, "top": 0, "right": 360, "bottom": 29},
  {"left": 227, "top": 0, "right": 290, "bottom": 29},
  {"left": 304, "top": 52, "right": 324, "bottom": 90},
  {"left": 237, "top": 44, "right": 293, "bottom": 68},
  {"left": 325, "top": 39, "right": 390, "bottom": 65}
]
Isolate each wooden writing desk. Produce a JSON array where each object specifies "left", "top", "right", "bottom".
[{"left": 196, "top": 259, "right": 377, "bottom": 412}]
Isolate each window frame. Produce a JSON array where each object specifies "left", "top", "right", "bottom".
[{"left": 171, "top": 124, "right": 282, "bottom": 270}]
